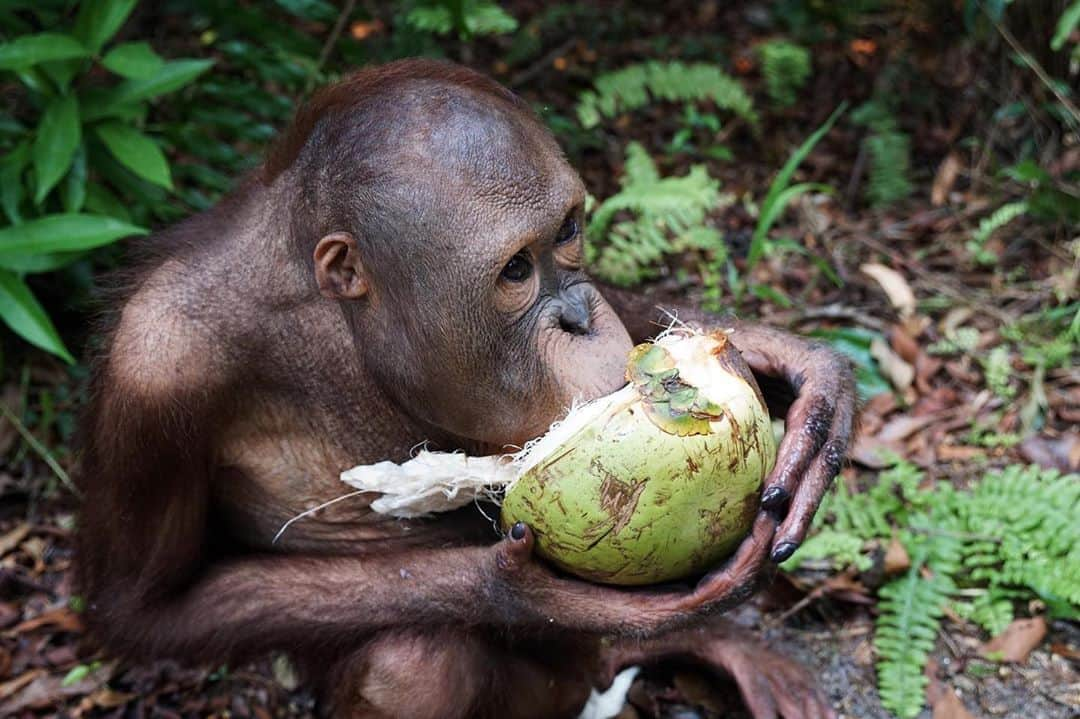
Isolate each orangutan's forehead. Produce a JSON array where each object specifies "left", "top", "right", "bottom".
[{"left": 387, "top": 83, "right": 574, "bottom": 207}]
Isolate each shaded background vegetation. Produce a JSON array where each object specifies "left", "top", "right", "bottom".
[{"left": 0, "top": 1, "right": 1077, "bottom": 717}]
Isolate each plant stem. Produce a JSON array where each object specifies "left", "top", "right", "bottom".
[{"left": 0, "top": 401, "right": 81, "bottom": 498}]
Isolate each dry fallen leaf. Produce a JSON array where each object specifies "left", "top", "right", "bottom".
[
  {"left": 915, "top": 353, "right": 944, "bottom": 394},
  {"left": 861, "top": 263, "right": 917, "bottom": 317},
  {"left": 879, "top": 413, "right": 939, "bottom": 443},
  {"left": 871, "top": 338, "right": 915, "bottom": 392},
  {"left": 889, "top": 324, "right": 921, "bottom": 363},
  {"left": 0, "top": 669, "right": 45, "bottom": 701},
  {"left": 937, "top": 444, "right": 984, "bottom": 462},
  {"left": 931, "top": 153, "right": 963, "bottom": 207},
  {"left": 1020, "top": 433, "right": 1080, "bottom": 472},
  {"left": 884, "top": 536, "right": 911, "bottom": 575},
  {"left": 84, "top": 687, "right": 135, "bottom": 710},
  {"left": 0, "top": 523, "right": 29, "bottom": 558},
  {"left": 932, "top": 688, "right": 979, "bottom": 719},
  {"left": 980, "top": 617, "right": 1047, "bottom": 663},
  {"left": 850, "top": 434, "right": 900, "bottom": 468},
  {"left": 9, "top": 607, "right": 83, "bottom": 636},
  {"left": 0, "top": 666, "right": 106, "bottom": 713}
]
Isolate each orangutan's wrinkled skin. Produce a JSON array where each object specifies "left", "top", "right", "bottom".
[{"left": 76, "top": 59, "right": 855, "bottom": 719}]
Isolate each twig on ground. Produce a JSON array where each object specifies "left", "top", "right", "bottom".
[{"left": 0, "top": 402, "right": 80, "bottom": 498}]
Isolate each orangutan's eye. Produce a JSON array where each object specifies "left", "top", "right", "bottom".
[
  {"left": 555, "top": 216, "right": 578, "bottom": 246},
  {"left": 501, "top": 251, "right": 533, "bottom": 282}
]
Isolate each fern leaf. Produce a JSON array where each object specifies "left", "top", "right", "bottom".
[
  {"left": 576, "top": 61, "right": 758, "bottom": 130},
  {"left": 758, "top": 40, "right": 812, "bottom": 107},
  {"left": 968, "top": 201, "right": 1027, "bottom": 264},
  {"left": 587, "top": 143, "right": 726, "bottom": 287},
  {"left": 864, "top": 130, "right": 913, "bottom": 206},
  {"left": 783, "top": 528, "right": 870, "bottom": 571},
  {"left": 875, "top": 521, "right": 961, "bottom": 719}
]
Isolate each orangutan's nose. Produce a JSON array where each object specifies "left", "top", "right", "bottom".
[{"left": 557, "top": 295, "right": 592, "bottom": 336}]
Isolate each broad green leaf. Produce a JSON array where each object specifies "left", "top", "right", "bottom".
[
  {"left": 93, "top": 122, "right": 172, "bottom": 189},
  {"left": 101, "top": 41, "right": 164, "bottom": 79},
  {"left": 1052, "top": 1, "right": 1080, "bottom": 51},
  {"left": 40, "top": 59, "right": 82, "bottom": 92},
  {"left": 0, "top": 251, "right": 87, "bottom": 274},
  {"left": 0, "top": 142, "right": 30, "bottom": 224},
  {"left": 32, "top": 94, "right": 81, "bottom": 204},
  {"left": 0, "top": 33, "right": 88, "bottom": 70},
  {"left": 14, "top": 67, "right": 51, "bottom": 96},
  {"left": 88, "top": 144, "right": 169, "bottom": 220},
  {"left": 78, "top": 93, "right": 146, "bottom": 123},
  {"left": 0, "top": 213, "right": 146, "bottom": 256},
  {"left": 83, "top": 182, "right": 130, "bottom": 222},
  {"left": 72, "top": 0, "right": 138, "bottom": 54},
  {"left": 0, "top": 268, "right": 74, "bottom": 363},
  {"left": 0, "top": 114, "right": 26, "bottom": 136},
  {"left": 81, "top": 59, "right": 214, "bottom": 120},
  {"left": 60, "top": 143, "right": 88, "bottom": 212}
]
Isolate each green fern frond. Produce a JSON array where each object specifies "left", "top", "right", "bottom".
[
  {"left": 967, "top": 201, "right": 1028, "bottom": 265},
  {"left": 961, "top": 465, "right": 1080, "bottom": 608},
  {"left": 783, "top": 528, "right": 871, "bottom": 571},
  {"left": 788, "top": 460, "right": 1080, "bottom": 718},
  {"left": 875, "top": 554, "right": 951, "bottom": 718},
  {"left": 587, "top": 142, "right": 729, "bottom": 287},
  {"left": 405, "top": 0, "right": 517, "bottom": 38},
  {"left": 852, "top": 101, "right": 913, "bottom": 207},
  {"left": 757, "top": 40, "right": 812, "bottom": 107},
  {"left": 577, "top": 61, "right": 758, "bottom": 130},
  {"left": 864, "top": 130, "right": 913, "bottom": 206},
  {"left": 982, "top": 345, "right": 1016, "bottom": 400},
  {"left": 953, "top": 586, "right": 1019, "bottom": 635},
  {"left": 876, "top": 516, "right": 962, "bottom": 719}
]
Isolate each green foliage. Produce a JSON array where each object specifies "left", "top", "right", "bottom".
[
  {"left": 968, "top": 200, "right": 1028, "bottom": 265},
  {"left": 146, "top": 1, "right": 326, "bottom": 215},
  {"left": 998, "top": 160, "right": 1080, "bottom": 226},
  {"left": 576, "top": 61, "right": 758, "bottom": 131},
  {"left": 405, "top": 0, "right": 517, "bottom": 39},
  {"left": 785, "top": 461, "right": 1080, "bottom": 718},
  {"left": 587, "top": 108, "right": 843, "bottom": 310},
  {"left": 586, "top": 142, "right": 729, "bottom": 289},
  {"left": 876, "top": 518, "right": 962, "bottom": 719},
  {"left": 788, "top": 528, "right": 872, "bottom": 571},
  {"left": 852, "top": 101, "right": 913, "bottom": 207},
  {"left": 666, "top": 105, "right": 733, "bottom": 161},
  {"left": 770, "top": 0, "right": 884, "bottom": 42},
  {"left": 807, "top": 326, "right": 892, "bottom": 400},
  {"left": 757, "top": 40, "right": 812, "bottom": 107},
  {"left": 0, "top": 0, "right": 210, "bottom": 361},
  {"left": 1052, "top": 0, "right": 1080, "bottom": 52},
  {"left": 927, "top": 326, "right": 980, "bottom": 355},
  {"left": 748, "top": 103, "right": 844, "bottom": 267},
  {"left": 982, "top": 345, "right": 1016, "bottom": 400}
]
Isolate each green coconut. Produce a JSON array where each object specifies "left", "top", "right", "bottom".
[{"left": 499, "top": 330, "right": 776, "bottom": 585}]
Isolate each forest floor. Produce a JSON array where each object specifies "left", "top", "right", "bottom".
[{"left": 1, "top": 2, "right": 1077, "bottom": 717}]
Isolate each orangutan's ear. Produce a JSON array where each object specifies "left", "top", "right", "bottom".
[{"left": 314, "top": 232, "right": 368, "bottom": 300}]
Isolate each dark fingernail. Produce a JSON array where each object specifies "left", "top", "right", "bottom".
[
  {"left": 761, "top": 485, "right": 790, "bottom": 511},
  {"left": 771, "top": 542, "right": 798, "bottom": 563},
  {"left": 510, "top": 522, "right": 526, "bottom": 540}
]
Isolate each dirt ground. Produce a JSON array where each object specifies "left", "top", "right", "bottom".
[{"left": 0, "top": 498, "right": 1077, "bottom": 717}]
